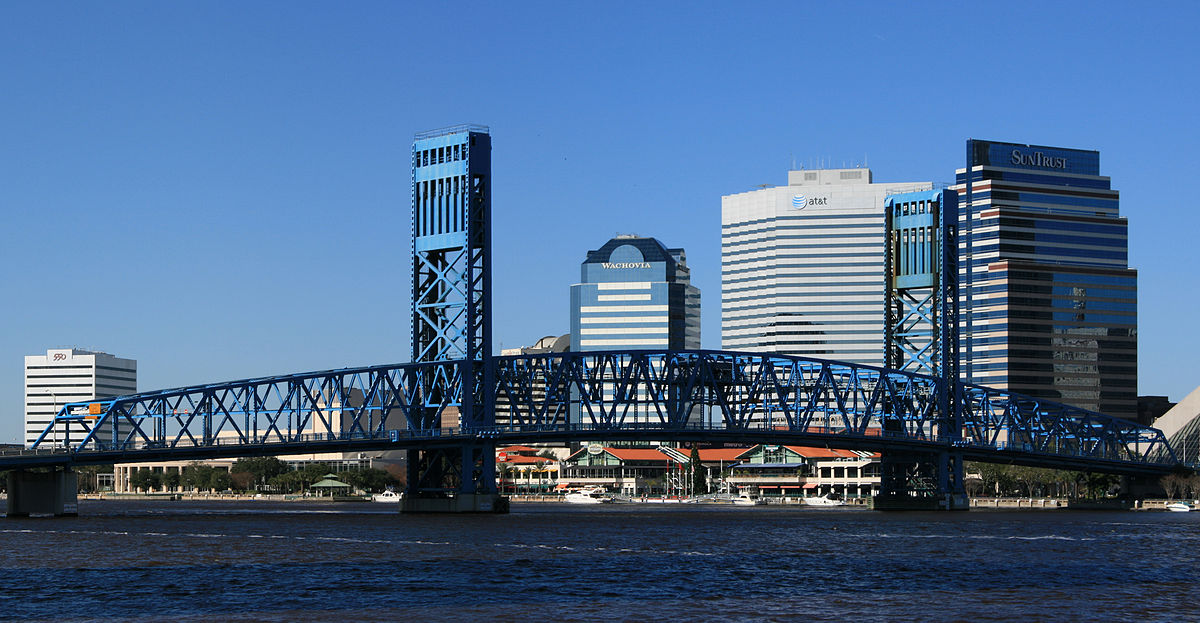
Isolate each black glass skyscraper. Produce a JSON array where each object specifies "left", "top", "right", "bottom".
[{"left": 953, "top": 140, "right": 1137, "bottom": 419}]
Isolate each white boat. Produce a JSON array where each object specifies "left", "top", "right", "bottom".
[
  {"left": 802, "top": 494, "right": 846, "bottom": 507},
  {"left": 732, "top": 493, "right": 765, "bottom": 506},
  {"left": 564, "top": 486, "right": 614, "bottom": 504},
  {"left": 372, "top": 490, "right": 402, "bottom": 503},
  {"left": 1166, "top": 502, "right": 1192, "bottom": 512}
]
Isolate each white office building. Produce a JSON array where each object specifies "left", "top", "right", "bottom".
[
  {"left": 721, "top": 168, "right": 931, "bottom": 366},
  {"left": 24, "top": 348, "right": 137, "bottom": 447}
]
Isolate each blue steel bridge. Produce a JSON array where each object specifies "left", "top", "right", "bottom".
[
  {"left": 6, "top": 125, "right": 1187, "bottom": 513},
  {"left": 9, "top": 350, "right": 1178, "bottom": 477}
]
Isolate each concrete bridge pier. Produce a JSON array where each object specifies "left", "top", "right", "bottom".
[
  {"left": 6, "top": 469, "right": 78, "bottom": 518},
  {"left": 872, "top": 450, "right": 969, "bottom": 511},
  {"left": 400, "top": 444, "right": 509, "bottom": 514}
]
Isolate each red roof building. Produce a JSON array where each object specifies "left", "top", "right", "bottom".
[{"left": 727, "top": 444, "right": 881, "bottom": 500}]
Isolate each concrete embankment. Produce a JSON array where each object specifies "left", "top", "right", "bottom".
[
  {"left": 971, "top": 497, "right": 1065, "bottom": 509},
  {"left": 77, "top": 493, "right": 370, "bottom": 502},
  {"left": 970, "top": 497, "right": 1199, "bottom": 511}
]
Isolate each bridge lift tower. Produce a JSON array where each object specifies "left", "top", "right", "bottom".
[
  {"left": 879, "top": 188, "right": 969, "bottom": 510},
  {"left": 403, "top": 125, "right": 507, "bottom": 513}
]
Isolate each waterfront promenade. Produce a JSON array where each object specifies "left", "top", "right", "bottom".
[
  {"left": 50, "top": 492, "right": 1200, "bottom": 511},
  {"left": 2, "top": 499, "right": 1196, "bottom": 621}
]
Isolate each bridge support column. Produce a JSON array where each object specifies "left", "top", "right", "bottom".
[
  {"left": 872, "top": 451, "right": 968, "bottom": 511},
  {"left": 400, "top": 444, "right": 509, "bottom": 514},
  {"left": 6, "top": 469, "right": 78, "bottom": 518}
]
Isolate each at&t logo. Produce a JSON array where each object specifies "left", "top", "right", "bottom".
[{"left": 791, "top": 195, "right": 828, "bottom": 210}]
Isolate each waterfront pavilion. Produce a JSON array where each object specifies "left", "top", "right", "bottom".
[{"left": 310, "top": 474, "right": 352, "bottom": 497}]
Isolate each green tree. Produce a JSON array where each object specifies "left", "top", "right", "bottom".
[
  {"left": 1080, "top": 472, "right": 1118, "bottom": 499},
  {"left": 210, "top": 470, "right": 232, "bottom": 492},
  {"left": 1161, "top": 474, "right": 1182, "bottom": 500},
  {"left": 231, "top": 457, "right": 288, "bottom": 490},
  {"left": 1187, "top": 475, "right": 1200, "bottom": 500},
  {"left": 229, "top": 470, "right": 254, "bottom": 491},
  {"left": 267, "top": 464, "right": 333, "bottom": 494},
  {"left": 267, "top": 471, "right": 299, "bottom": 493},
  {"left": 129, "top": 468, "right": 151, "bottom": 492},
  {"left": 342, "top": 467, "right": 399, "bottom": 493},
  {"left": 181, "top": 467, "right": 231, "bottom": 492},
  {"left": 129, "top": 468, "right": 163, "bottom": 492},
  {"left": 969, "top": 462, "right": 1015, "bottom": 496}
]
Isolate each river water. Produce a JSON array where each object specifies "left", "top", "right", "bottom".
[{"left": 1, "top": 500, "right": 1197, "bottom": 622}]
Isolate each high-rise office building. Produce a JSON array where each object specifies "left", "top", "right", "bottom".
[
  {"left": 953, "top": 140, "right": 1137, "bottom": 419},
  {"left": 569, "top": 236, "right": 700, "bottom": 429},
  {"left": 721, "top": 168, "right": 931, "bottom": 365},
  {"left": 24, "top": 348, "right": 137, "bottom": 447},
  {"left": 570, "top": 235, "right": 700, "bottom": 352}
]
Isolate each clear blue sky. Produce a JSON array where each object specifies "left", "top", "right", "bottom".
[{"left": 3, "top": 2, "right": 1198, "bottom": 443}]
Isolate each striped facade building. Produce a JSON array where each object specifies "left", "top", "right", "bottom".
[
  {"left": 24, "top": 348, "right": 137, "bottom": 447},
  {"left": 721, "top": 168, "right": 931, "bottom": 365},
  {"left": 570, "top": 235, "right": 700, "bottom": 352},
  {"left": 953, "top": 140, "right": 1137, "bottom": 419}
]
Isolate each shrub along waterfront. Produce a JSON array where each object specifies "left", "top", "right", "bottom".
[{"left": 124, "top": 458, "right": 400, "bottom": 495}]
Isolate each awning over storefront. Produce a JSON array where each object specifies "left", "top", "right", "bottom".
[{"left": 802, "top": 483, "right": 819, "bottom": 489}]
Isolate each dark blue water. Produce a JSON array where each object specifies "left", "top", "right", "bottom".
[{"left": 1, "top": 500, "right": 1197, "bottom": 622}]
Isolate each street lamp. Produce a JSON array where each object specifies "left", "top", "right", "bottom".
[{"left": 44, "top": 389, "right": 59, "bottom": 448}]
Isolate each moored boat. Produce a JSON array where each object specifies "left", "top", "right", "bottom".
[
  {"left": 1166, "top": 502, "right": 1192, "bottom": 512},
  {"left": 802, "top": 494, "right": 846, "bottom": 507},
  {"left": 564, "top": 486, "right": 614, "bottom": 504},
  {"left": 732, "top": 493, "right": 765, "bottom": 506},
  {"left": 372, "top": 490, "right": 402, "bottom": 503}
]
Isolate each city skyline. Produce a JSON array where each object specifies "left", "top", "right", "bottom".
[{"left": 4, "top": 4, "right": 1200, "bottom": 444}]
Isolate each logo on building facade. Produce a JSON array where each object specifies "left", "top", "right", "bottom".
[
  {"left": 1010, "top": 149, "right": 1068, "bottom": 169},
  {"left": 791, "top": 194, "right": 829, "bottom": 209},
  {"left": 602, "top": 262, "right": 651, "bottom": 269}
]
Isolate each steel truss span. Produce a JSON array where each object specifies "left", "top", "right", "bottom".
[{"left": 14, "top": 350, "right": 1180, "bottom": 476}]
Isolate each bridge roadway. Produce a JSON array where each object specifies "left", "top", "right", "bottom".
[
  {"left": 0, "top": 424, "right": 1182, "bottom": 477},
  {"left": 9, "top": 350, "right": 1185, "bottom": 477}
]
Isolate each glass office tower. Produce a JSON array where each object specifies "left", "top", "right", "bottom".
[
  {"left": 953, "top": 140, "right": 1137, "bottom": 419},
  {"left": 569, "top": 235, "right": 700, "bottom": 430},
  {"left": 570, "top": 235, "right": 700, "bottom": 352}
]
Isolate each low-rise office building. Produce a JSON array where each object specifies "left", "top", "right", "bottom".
[
  {"left": 726, "top": 445, "right": 881, "bottom": 499},
  {"left": 24, "top": 348, "right": 137, "bottom": 447},
  {"left": 559, "top": 445, "right": 745, "bottom": 496}
]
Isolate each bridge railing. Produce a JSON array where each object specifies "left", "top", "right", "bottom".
[{"left": 28, "top": 350, "right": 1182, "bottom": 471}]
